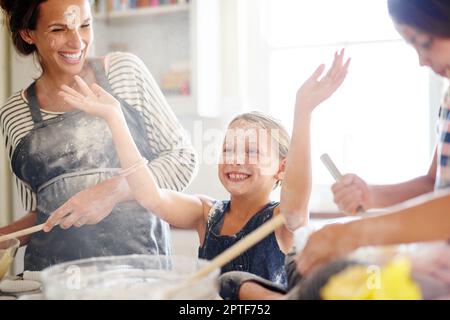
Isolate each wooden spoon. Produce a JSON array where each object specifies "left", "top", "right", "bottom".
[
  {"left": 163, "top": 213, "right": 286, "bottom": 298},
  {"left": 0, "top": 223, "right": 45, "bottom": 243}
]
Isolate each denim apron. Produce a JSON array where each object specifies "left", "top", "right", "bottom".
[
  {"left": 11, "top": 60, "right": 171, "bottom": 271},
  {"left": 198, "top": 200, "right": 287, "bottom": 288}
]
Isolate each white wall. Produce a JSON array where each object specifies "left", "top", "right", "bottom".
[{"left": 0, "top": 14, "right": 12, "bottom": 227}]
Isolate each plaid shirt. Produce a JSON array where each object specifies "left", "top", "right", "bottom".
[{"left": 436, "top": 87, "right": 450, "bottom": 189}]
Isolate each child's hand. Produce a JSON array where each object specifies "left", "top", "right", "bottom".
[
  {"left": 58, "top": 75, "right": 122, "bottom": 121},
  {"left": 332, "top": 174, "right": 373, "bottom": 214},
  {"left": 296, "top": 223, "right": 356, "bottom": 276},
  {"left": 296, "top": 49, "right": 350, "bottom": 113}
]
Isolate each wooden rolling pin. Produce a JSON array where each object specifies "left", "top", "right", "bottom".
[{"left": 0, "top": 223, "right": 45, "bottom": 243}]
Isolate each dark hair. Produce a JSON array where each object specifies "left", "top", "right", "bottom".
[
  {"left": 0, "top": 0, "right": 47, "bottom": 55},
  {"left": 388, "top": 0, "right": 450, "bottom": 37}
]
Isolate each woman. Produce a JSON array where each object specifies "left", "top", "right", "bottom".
[{"left": 0, "top": 0, "right": 197, "bottom": 271}]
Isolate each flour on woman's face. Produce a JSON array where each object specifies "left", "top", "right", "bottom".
[
  {"left": 33, "top": 0, "right": 93, "bottom": 77},
  {"left": 64, "top": 5, "right": 82, "bottom": 30}
]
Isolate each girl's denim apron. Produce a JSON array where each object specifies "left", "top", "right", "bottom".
[
  {"left": 11, "top": 60, "right": 171, "bottom": 271},
  {"left": 198, "top": 201, "right": 287, "bottom": 288}
]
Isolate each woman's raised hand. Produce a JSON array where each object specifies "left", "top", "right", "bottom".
[
  {"left": 296, "top": 48, "right": 350, "bottom": 113},
  {"left": 59, "top": 75, "right": 122, "bottom": 121}
]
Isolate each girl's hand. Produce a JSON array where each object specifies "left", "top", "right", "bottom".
[
  {"left": 296, "top": 48, "right": 350, "bottom": 114},
  {"left": 58, "top": 75, "right": 122, "bottom": 121}
]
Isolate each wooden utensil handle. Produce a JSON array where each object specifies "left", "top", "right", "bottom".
[
  {"left": 163, "top": 214, "right": 286, "bottom": 299},
  {"left": 0, "top": 223, "right": 45, "bottom": 243}
]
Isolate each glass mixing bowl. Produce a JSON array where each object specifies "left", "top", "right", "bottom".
[
  {"left": 41, "top": 254, "right": 219, "bottom": 300},
  {"left": 0, "top": 236, "right": 20, "bottom": 280}
]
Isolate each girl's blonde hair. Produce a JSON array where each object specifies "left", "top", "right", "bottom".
[{"left": 228, "top": 111, "right": 291, "bottom": 188}]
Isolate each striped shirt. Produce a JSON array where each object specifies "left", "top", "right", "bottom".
[{"left": 0, "top": 52, "right": 198, "bottom": 211}]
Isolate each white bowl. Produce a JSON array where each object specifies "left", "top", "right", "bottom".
[{"left": 41, "top": 254, "right": 219, "bottom": 300}]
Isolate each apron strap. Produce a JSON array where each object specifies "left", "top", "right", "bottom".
[
  {"left": 26, "top": 82, "right": 45, "bottom": 127},
  {"left": 89, "top": 58, "right": 134, "bottom": 110},
  {"left": 25, "top": 59, "right": 132, "bottom": 127},
  {"left": 89, "top": 58, "right": 113, "bottom": 94}
]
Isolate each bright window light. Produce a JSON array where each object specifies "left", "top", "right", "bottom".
[{"left": 263, "top": 0, "right": 432, "bottom": 211}]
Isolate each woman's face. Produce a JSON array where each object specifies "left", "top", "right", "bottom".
[
  {"left": 395, "top": 22, "right": 450, "bottom": 78},
  {"left": 26, "top": 0, "right": 93, "bottom": 76}
]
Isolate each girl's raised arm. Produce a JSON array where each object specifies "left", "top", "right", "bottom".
[{"left": 280, "top": 49, "right": 350, "bottom": 232}]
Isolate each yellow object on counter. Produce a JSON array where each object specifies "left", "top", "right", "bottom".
[
  {"left": 321, "top": 257, "right": 422, "bottom": 300},
  {"left": 0, "top": 250, "right": 13, "bottom": 279}
]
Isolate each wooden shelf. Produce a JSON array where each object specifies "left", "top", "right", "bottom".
[
  {"left": 94, "top": 4, "right": 189, "bottom": 21},
  {"left": 92, "top": 0, "right": 221, "bottom": 117}
]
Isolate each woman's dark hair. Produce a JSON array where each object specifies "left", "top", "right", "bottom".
[
  {"left": 0, "top": 0, "right": 47, "bottom": 55},
  {"left": 388, "top": 0, "right": 450, "bottom": 37}
]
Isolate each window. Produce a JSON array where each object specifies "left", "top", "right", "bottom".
[{"left": 259, "top": 0, "right": 434, "bottom": 211}]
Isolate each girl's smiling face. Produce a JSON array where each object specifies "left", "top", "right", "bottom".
[{"left": 218, "top": 119, "right": 284, "bottom": 198}]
